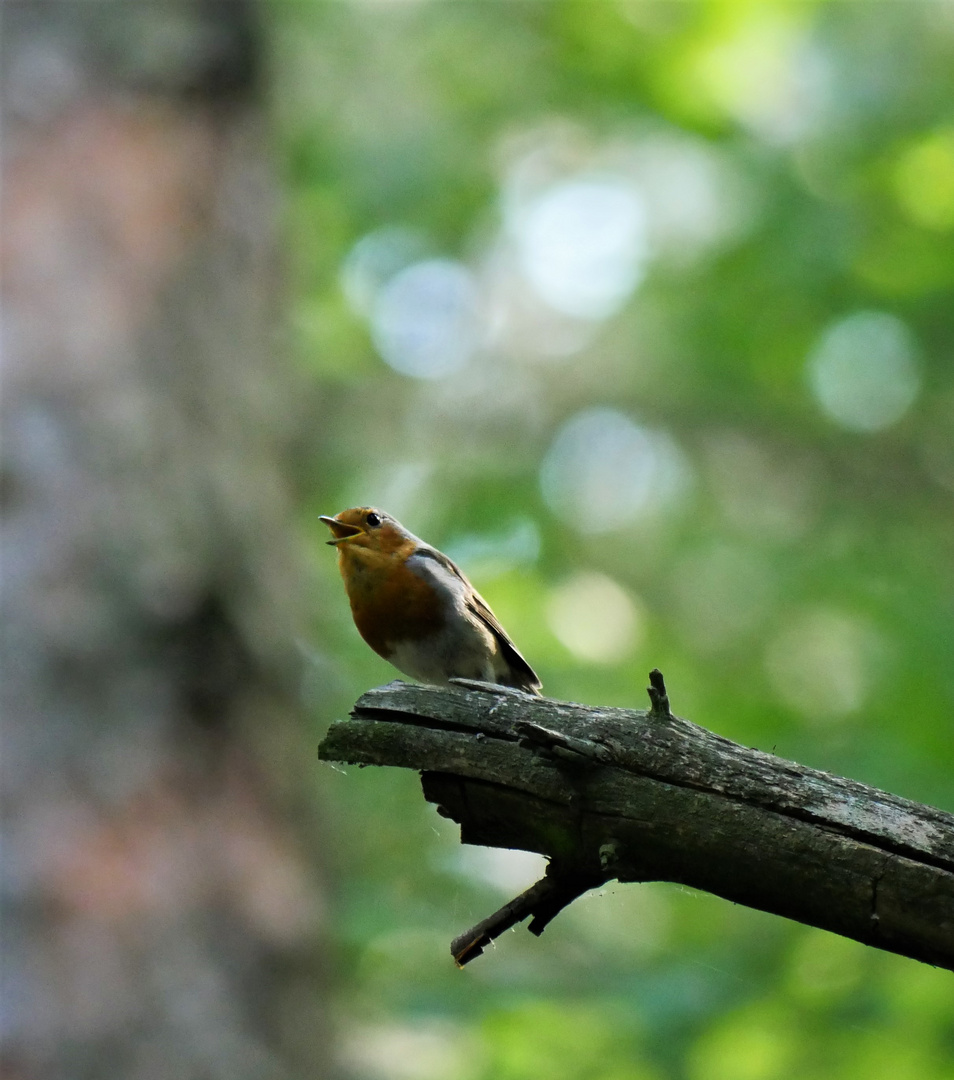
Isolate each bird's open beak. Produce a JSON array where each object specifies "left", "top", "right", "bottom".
[{"left": 319, "top": 515, "right": 365, "bottom": 546}]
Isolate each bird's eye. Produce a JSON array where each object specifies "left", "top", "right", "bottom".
[{"left": 366, "top": 512, "right": 381, "bottom": 528}]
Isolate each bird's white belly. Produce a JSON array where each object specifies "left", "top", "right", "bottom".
[{"left": 386, "top": 620, "right": 500, "bottom": 685}]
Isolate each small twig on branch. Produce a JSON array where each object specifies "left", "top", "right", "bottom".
[
  {"left": 646, "top": 668, "right": 671, "bottom": 719},
  {"left": 514, "top": 720, "right": 613, "bottom": 765},
  {"left": 451, "top": 863, "right": 608, "bottom": 966}
]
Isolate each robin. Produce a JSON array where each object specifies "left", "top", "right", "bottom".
[{"left": 320, "top": 507, "right": 541, "bottom": 694}]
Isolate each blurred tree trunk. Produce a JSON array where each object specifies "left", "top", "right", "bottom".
[{"left": 2, "top": 4, "right": 332, "bottom": 1078}]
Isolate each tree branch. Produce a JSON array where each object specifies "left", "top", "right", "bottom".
[
  {"left": 449, "top": 863, "right": 607, "bottom": 966},
  {"left": 319, "top": 675, "right": 954, "bottom": 969}
]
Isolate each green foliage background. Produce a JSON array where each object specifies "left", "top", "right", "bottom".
[{"left": 270, "top": 3, "right": 954, "bottom": 1077}]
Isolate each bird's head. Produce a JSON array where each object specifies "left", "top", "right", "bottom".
[{"left": 319, "top": 507, "right": 412, "bottom": 558}]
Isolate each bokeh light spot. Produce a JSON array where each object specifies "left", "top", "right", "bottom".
[
  {"left": 546, "top": 571, "right": 644, "bottom": 664},
  {"left": 807, "top": 311, "right": 921, "bottom": 432},
  {"left": 540, "top": 408, "right": 690, "bottom": 531},
  {"left": 340, "top": 225, "right": 428, "bottom": 316},
  {"left": 513, "top": 175, "right": 649, "bottom": 320},
  {"left": 893, "top": 129, "right": 954, "bottom": 231},
  {"left": 626, "top": 133, "right": 756, "bottom": 264},
  {"left": 691, "top": 9, "right": 827, "bottom": 144},
  {"left": 764, "top": 608, "right": 884, "bottom": 721},
  {"left": 370, "top": 259, "right": 480, "bottom": 379}
]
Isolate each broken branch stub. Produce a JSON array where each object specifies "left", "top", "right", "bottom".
[{"left": 318, "top": 674, "right": 954, "bottom": 969}]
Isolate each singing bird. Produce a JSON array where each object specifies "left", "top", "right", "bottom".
[{"left": 320, "top": 507, "right": 541, "bottom": 694}]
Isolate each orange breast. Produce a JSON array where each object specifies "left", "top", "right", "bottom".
[{"left": 339, "top": 549, "right": 446, "bottom": 659}]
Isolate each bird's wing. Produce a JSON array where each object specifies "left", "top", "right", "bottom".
[
  {"left": 415, "top": 546, "right": 542, "bottom": 691},
  {"left": 466, "top": 588, "right": 542, "bottom": 691}
]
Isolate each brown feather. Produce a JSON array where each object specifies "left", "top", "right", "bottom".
[{"left": 416, "top": 547, "right": 541, "bottom": 693}]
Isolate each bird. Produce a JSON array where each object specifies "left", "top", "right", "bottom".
[{"left": 319, "top": 507, "right": 541, "bottom": 694}]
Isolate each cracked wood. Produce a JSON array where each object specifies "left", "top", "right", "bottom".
[{"left": 319, "top": 680, "right": 954, "bottom": 970}]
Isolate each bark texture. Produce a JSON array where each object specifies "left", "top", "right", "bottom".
[
  {"left": 320, "top": 679, "right": 954, "bottom": 969},
  {"left": 2, "top": 4, "right": 331, "bottom": 1077}
]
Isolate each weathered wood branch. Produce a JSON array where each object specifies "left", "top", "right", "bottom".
[{"left": 319, "top": 674, "right": 954, "bottom": 969}]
